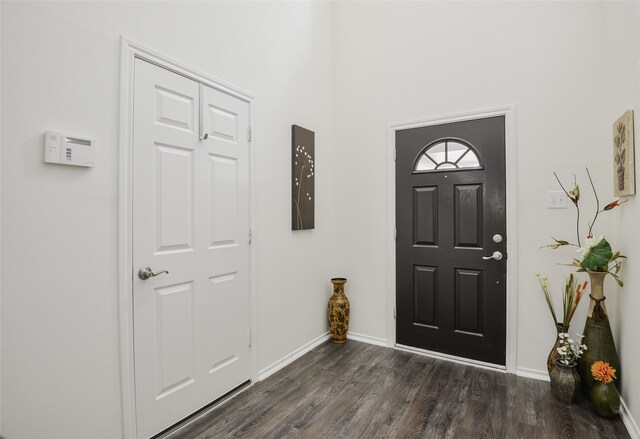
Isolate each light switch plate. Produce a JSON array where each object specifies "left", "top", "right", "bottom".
[{"left": 547, "top": 191, "right": 568, "bottom": 209}]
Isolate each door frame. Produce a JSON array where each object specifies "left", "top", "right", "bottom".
[
  {"left": 386, "top": 106, "right": 518, "bottom": 373},
  {"left": 118, "top": 37, "right": 257, "bottom": 439}
]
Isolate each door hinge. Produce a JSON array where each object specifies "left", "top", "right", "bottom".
[
  {"left": 394, "top": 227, "right": 397, "bottom": 240},
  {"left": 394, "top": 148, "right": 396, "bottom": 161},
  {"left": 248, "top": 127, "right": 252, "bottom": 142},
  {"left": 249, "top": 330, "right": 253, "bottom": 347},
  {"left": 393, "top": 307, "right": 397, "bottom": 320},
  {"left": 249, "top": 228, "right": 253, "bottom": 245}
]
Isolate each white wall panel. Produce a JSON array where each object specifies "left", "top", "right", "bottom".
[{"left": 0, "top": 2, "right": 335, "bottom": 438}]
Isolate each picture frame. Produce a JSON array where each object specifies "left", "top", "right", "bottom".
[
  {"left": 613, "top": 110, "right": 635, "bottom": 197},
  {"left": 292, "top": 125, "right": 315, "bottom": 230}
]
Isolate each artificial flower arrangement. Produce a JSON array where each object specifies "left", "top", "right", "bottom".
[
  {"left": 592, "top": 360, "right": 617, "bottom": 384},
  {"left": 541, "top": 169, "right": 626, "bottom": 285},
  {"left": 535, "top": 272, "right": 587, "bottom": 328},
  {"left": 556, "top": 332, "right": 587, "bottom": 366},
  {"left": 590, "top": 360, "right": 621, "bottom": 417}
]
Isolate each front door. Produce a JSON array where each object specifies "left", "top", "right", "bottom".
[
  {"left": 395, "top": 116, "right": 506, "bottom": 365},
  {"left": 132, "top": 59, "right": 251, "bottom": 438}
]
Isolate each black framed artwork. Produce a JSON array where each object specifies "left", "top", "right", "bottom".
[{"left": 292, "top": 125, "right": 315, "bottom": 230}]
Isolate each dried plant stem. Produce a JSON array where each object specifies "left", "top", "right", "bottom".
[
  {"left": 553, "top": 172, "right": 581, "bottom": 247},
  {"left": 586, "top": 167, "right": 600, "bottom": 238}
]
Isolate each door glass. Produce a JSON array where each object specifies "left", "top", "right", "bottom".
[{"left": 414, "top": 139, "right": 481, "bottom": 172}]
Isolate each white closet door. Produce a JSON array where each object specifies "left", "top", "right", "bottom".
[{"left": 132, "top": 58, "right": 251, "bottom": 438}]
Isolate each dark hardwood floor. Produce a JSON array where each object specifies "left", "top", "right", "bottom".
[{"left": 161, "top": 340, "right": 629, "bottom": 438}]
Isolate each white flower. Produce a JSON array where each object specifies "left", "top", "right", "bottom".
[{"left": 578, "top": 235, "right": 605, "bottom": 257}]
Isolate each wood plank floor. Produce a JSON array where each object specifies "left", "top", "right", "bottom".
[{"left": 161, "top": 340, "right": 630, "bottom": 439}]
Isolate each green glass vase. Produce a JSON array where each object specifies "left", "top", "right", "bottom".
[
  {"left": 591, "top": 382, "right": 621, "bottom": 418},
  {"left": 577, "top": 272, "right": 621, "bottom": 397}
]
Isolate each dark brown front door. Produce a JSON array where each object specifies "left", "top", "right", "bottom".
[{"left": 395, "top": 116, "right": 506, "bottom": 365}]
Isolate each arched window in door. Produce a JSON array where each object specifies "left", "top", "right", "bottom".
[{"left": 414, "top": 139, "right": 482, "bottom": 172}]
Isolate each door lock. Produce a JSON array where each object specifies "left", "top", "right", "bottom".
[
  {"left": 138, "top": 266, "right": 169, "bottom": 280},
  {"left": 482, "top": 251, "right": 503, "bottom": 261}
]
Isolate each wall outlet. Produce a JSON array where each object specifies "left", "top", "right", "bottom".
[{"left": 547, "top": 191, "right": 568, "bottom": 209}]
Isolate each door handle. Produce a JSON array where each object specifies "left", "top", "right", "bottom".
[
  {"left": 138, "top": 266, "right": 169, "bottom": 280},
  {"left": 482, "top": 251, "right": 503, "bottom": 261}
]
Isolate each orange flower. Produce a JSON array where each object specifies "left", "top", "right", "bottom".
[{"left": 591, "top": 361, "right": 617, "bottom": 384}]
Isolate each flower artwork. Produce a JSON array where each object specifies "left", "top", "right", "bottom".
[
  {"left": 613, "top": 110, "right": 635, "bottom": 196},
  {"left": 292, "top": 125, "right": 315, "bottom": 230}
]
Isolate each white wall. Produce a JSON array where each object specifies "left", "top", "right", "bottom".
[
  {"left": 2, "top": 1, "right": 639, "bottom": 438},
  {"left": 604, "top": 1, "right": 640, "bottom": 430},
  {"left": 331, "top": 0, "right": 619, "bottom": 373},
  {"left": 1, "top": 2, "right": 335, "bottom": 438}
]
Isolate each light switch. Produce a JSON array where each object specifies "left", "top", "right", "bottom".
[{"left": 547, "top": 191, "right": 568, "bottom": 209}]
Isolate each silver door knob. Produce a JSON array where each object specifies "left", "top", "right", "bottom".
[
  {"left": 138, "top": 266, "right": 169, "bottom": 280},
  {"left": 482, "top": 251, "right": 503, "bottom": 261},
  {"left": 493, "top": 234, "right": 503, "bottom": 243}
]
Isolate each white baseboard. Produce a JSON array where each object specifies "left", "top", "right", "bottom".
[
  {"left": 516, "top": 367, "right": 550, "bottom": 382},
  {"left": 257, "top": 331, "right": 330, "bottom": 381},
  {"left": 621, "top": 398, "right": 640, "bottom": 439},
  {"left": 347, "top": 332, "right": 388, "bottom": 347}
]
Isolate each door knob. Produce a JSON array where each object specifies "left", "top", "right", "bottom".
[
  {"left": 482, "top": 251, "right": 503, "bottom": 261},
  {"left": 138, "top": 266, "right": 169, "bottom": 280}
]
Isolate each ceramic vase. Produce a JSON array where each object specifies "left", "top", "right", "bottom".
[
  {"left": 328, "top": 278, "right": 350, "bottom": 344},
  {"left": 547, "top": 323, "right": 569, "bottom": 375},
  {"left": 591, "top": 382, "right": 621, "bottom": 418},
  {"left": 577, "top": 272, "right": 621, "bottom": 397},
  {"left": 550, "top": 360, "right": 581, "bottom": 404}
]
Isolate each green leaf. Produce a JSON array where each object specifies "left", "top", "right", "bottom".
[
  {"left": 552, "top": 237, "right": 571, "bottom": 246},
  {"left": 612, "top": 273, "right": 624, "bottom": 287},
  {"left": 580, "top": 238, "right": 613, "bottom": 271}
]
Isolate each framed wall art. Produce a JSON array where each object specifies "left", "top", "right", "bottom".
[
  {"left": 292, "top": 125, "right": 315, "bottom": 230},
  {"left": 613, "top": 110, "right": 635, "bottom": 197}
]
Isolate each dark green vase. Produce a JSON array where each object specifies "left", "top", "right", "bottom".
[
  {"left": 591, "top": 382, "right": 621, "bottom": 418},
  {"left": 577, "top": 272, "right": 621, "bottom": 397}
]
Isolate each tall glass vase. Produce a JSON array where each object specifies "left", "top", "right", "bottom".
[{"left": 577, "top": 272, "right": 621, "bottom": 397}]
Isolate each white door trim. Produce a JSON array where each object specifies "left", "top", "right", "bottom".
[
  {"left": 386, "top": 105, "right": 518, "bottom": 373},
  {"left": 118, "top": 37, "right": 257, "bottom": 439}
]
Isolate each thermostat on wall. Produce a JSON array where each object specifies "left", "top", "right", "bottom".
[{"left": 44, "top": 131, "right": 95, "bottom": 167}]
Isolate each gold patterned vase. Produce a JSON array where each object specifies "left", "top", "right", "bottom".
[
  {"left": 547, "top": 323, "right": 569, "bottom": 375},
  {"left": 328, "top": 278, "right": 350, "bottom": 344}
]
